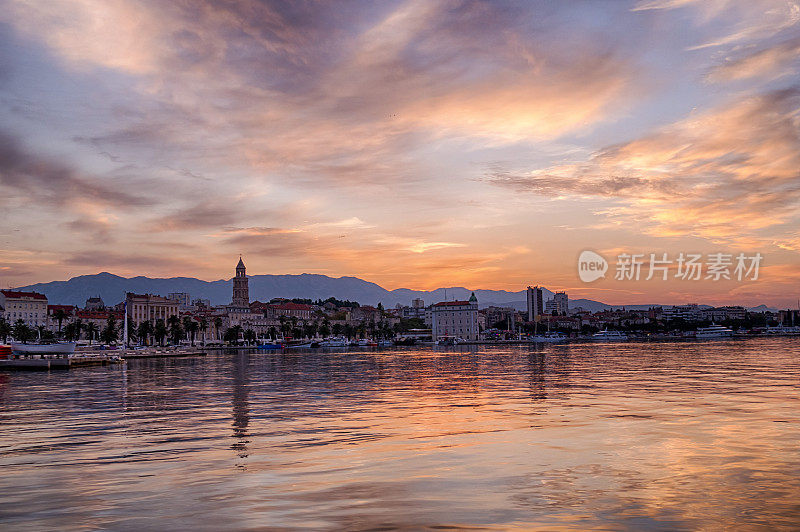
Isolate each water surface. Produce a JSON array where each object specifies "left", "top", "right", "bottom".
[{"left": 2, "top": 338, "right": 800, "bottom": 530}]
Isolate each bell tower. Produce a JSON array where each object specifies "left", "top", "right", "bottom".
[{"left": 232, "top": 256, "right": 249, "bottom": 307}]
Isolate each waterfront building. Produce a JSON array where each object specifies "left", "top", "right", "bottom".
[
  {"left": 527, "top": 286, "right": 544, "bottom": 321},
  {"left": 779, "top": 309, "right": 799, "bottom": 327},
  {"left": 168, "top": 292, "right": 191, "bottom": 308},
  {"left": 126, "top": 293, "right": 180, "bottom": 325},
  {"left": 431, "top": 292, "right": 479, "bottom": 341},
  {"left": 46, "top": 304, "right": 78, "bottom": 332},
  {"left": 663, "top": 304, "right": 702, "bottom": 321},
  {"left": 0, "top": 290, "right": 48, "bottom": 328},
  {"left": 263, "top": 302, "right": 315, "bottom": 320},
  {"left": 84, "top": 296, "right": 105, "bottom": 310}
]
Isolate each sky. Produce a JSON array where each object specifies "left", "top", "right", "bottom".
[{"left": 0, "top": 0, "right": 799, "bottom": 307}]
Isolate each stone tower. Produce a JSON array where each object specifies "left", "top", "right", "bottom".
[{"left": 232, "top": 256, "right": 249, "bottom": 307}]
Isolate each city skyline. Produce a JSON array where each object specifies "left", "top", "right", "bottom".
[{"left": 1, "top": 1, "right": 799, "bottom": 307}]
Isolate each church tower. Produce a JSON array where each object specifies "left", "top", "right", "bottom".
[{"left": 232, "top": 256, "right": 249, "bottom": 307}]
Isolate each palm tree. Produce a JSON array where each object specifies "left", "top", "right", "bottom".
[
  {"left": 63, "top": 322, "right": 79, "bottom": 342},
  {"left": 154, "top": 319, "right": 168, "bottom": 346},
  {"left": 137, "top": 320, "right": 153, "bottom": 346},
  {"left": 243, "top": 328, "right": 256, "bottom": 344},
  {"left": 74, "top": 318, "right": 83, "bottom": 341},
  {"left": 198, "top": 316, "right": 208, "bottom": 345},
  {"left": 101, "top": 316, "right": 118, "bottom": 345},
  {"left": 187, "top": 320, "right": 199, "bottom": 346},
  {"left": 167, "top": 315, "right": 182, "bottom": 345},
  {"left": 0, "top": 318, "right": 11, "bottom": 342},
  {"left": 267, "top": 326, "right": 277, "bottom": 341},
  {"left": 13, "top": 320, "right": 33, "bottom": 343},
  {"left": 213, "top": 317, "right": 223, "bottom": 342},
  {"left": 52, "top": 308, "right": 67, "bottom": 337},
  {"left": 83, "top": 322, "right": 99, "bottom": 345}
]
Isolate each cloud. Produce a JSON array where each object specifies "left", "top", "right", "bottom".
[
  {"left": 487, "top": 88, "right": 800, "bottom": 245},
  {"left": 707, "top": 36, "right": 800, "bottom": 82},
  {"left": 0, "top": 130, "right": 151, "bottom": 209}
]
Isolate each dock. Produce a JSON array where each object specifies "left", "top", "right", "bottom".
[{"left": 0, "top": 355, "right": 123, "bottom": 370}]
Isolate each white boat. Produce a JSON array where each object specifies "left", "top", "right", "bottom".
[
  {"left": 377, "top": 340, "right": 393, "bottom": 347},
  {"left": 319, "top": 336, "right": 349, "bottom": 347},
  {"left": 592, "top": 330, "right": 628, "bottom": 341},
  {"left": 695, "top": 325, "right": 733, "bottom": 338},
  {"left": 530, "top": 332, "right": 567, "bottom": 343},
  {"left": 10, "top": 342, "right": 77, "bottom": 355}
]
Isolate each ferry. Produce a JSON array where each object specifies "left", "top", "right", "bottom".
[
  {"left": 591, "top": 330, "right": 628, "bottom": 341},
  {"left": 695, "top": 325, "right": 734, "bottom": 339}
]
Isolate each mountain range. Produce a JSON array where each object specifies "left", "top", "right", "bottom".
[{"left": 12, "top": 272, "right": 778, "bottom": 313}]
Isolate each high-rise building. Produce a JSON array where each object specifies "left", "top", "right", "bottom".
[
  {"left": 412, "top": 298, "right": 424, "bottom": 309},
  {"left": 553, "top": 291, "right": 569, "bottom": 315},
  {"left": 527, "top": 286, "right": 543, "bottom": 321},
  {"left": 232, "top": 256, "right": 249, "bottom": 307}
]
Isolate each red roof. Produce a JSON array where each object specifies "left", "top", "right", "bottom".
[
  {"left": 1, "top": 290, "right": 47, "bottom": 300},
  {"left": 433, "top": 300, "right": 471, "bottom": 307}
]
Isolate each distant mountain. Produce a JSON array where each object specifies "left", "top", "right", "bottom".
[{"left": 14, "top": 272, "right": 543, "bottom": 309}]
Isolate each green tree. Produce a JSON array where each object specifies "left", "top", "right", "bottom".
[
  {"left": 320, "top": 318, "right": 331, "bottom": 338},
  {"left": 83, "top": 322, "right": 99, "bottom": 345},
  {"left": 74, "top": 318, "right": 83, "bottom": 341},
  {"left": 187, "top": 319, "right": 199, "bottom": 346},
  {"left": 268, "top": 326, "right": 277, "bottom": 340},
  {"left": 101, "top": 316, "right": 118, "bottom": 345},
  {"left": 154, "top": 319, "right": 168, "bottom": 346},
  {"left": 243, "top": 328, "right": 256, "bottom": 344},
  {"left": 38, "top": 325, "right": 55, "bottom": 342}
]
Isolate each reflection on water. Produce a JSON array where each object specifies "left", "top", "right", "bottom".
[{"left": 1, "top": 338, "right": 800, "bottom": 530}]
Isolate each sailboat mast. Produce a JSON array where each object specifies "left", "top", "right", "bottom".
[{"left": 123, "top": 293, "right": 128, "bottom": 348}]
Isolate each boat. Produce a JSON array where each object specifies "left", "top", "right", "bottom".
[
  {"left": 10, "top": 342, "right": 77, "bottom": 355},
  {"left": 436, "top": 336, "right": 460, "bottom": 346},
  {"left": 256, "top": 343, "right": 283, "bottom": 349},
  {"left": 530, "top": 332, "right": 567, "bottom": 343},
  {"left": 355, "top": 338, "right": 377, "bottom": 347},
  {"left": 377, "top": 340, "right": 393, "bottom": 347},
  {"left": 695, "top": 324, "right": 734, "bottom": 339},
  {"left": 591, "top": 330, "right": 628, "bottom": 341},
  {"left": 319, "top": 336, "right": 349, "bottom": 348}
]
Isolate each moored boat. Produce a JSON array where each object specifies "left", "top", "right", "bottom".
[
  {"left": 10, "top": 342, "right": 77, "bottom": 355},
  {"left": 591, "top": 330, "right": 628, "bottom": 341}
]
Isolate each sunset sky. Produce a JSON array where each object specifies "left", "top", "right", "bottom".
[{"left": 1, "top": 0, "right": 799, "bottom": 306}]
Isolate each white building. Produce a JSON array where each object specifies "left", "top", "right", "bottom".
[
  {"left": 168, "top": 292, "right": 191, "bottom": 308},
  {"left": 431, "top": 292, "right": 479, "bottom": 341},
  {"left": 545, "top": 291, "right": 569, "bottom": 315},
  {"left": 0, "top": 290, "right": 48, "bottom": 328},
  {"left": 126, "top": 293, "right": 180, "bottom": 325}
]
